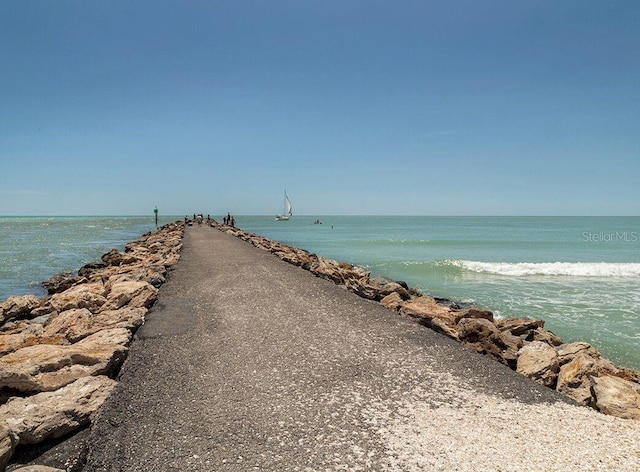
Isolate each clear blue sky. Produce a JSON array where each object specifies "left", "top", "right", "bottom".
[{"left": 1, "top": 1, "right": 638, "bottom": 216}]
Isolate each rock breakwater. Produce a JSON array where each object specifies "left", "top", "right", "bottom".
[
  {"left": 0, "top": 222, "right": 184, "bottom": 470},
  {"left": 218, "top": 223, "right": 640, "bottom": 421}
]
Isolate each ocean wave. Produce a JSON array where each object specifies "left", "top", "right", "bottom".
[{"left": 449, "top": 260, "right": 640, "bottom": 277}]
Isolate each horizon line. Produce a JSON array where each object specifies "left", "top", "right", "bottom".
[{"left": 1, "top": 214, "right": 638, "bottom": 218}]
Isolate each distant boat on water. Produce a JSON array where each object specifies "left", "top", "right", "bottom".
[{"left": 275, "top": 191, "right": 293, "bottom": 221}]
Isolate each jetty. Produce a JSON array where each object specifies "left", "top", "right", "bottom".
[
  {"left": 4, "top": 224, "right": 640, "bottom": 471},
  {"left": 86, "top": 226, "right": 640, "bottom": 470}
]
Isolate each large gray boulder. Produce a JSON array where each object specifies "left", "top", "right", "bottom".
[
  {"left": 44, "top": 306, "right": 146, "bottom": 343},
  {"left": 458, "top": 318, "right": 509, "bottom": 363},
  {"left": 591, "top": 375, "right": 640, "bottom": 420},
  {"left": 556, "top": 352, "right": 598, "bottom": 405},
  {"left": 0, "top": 423, "right": 18, "bottom": 471},
  {"left": 516, "top": 341, "right": 560, "bottom": 388},
  {"left": 0, "top": 328, "right": 131, "bottom": 393},
  {"left": 0, "top": 375, "right": 116, "bottom": 445},
  {"left": 100, "top": 281, "right": 158, "bottom": 311},
  {"left": 0, "top": 295, "right": 42, "bottom": 325},
  {"left": 48, "top": 282, "right": 107, "bottom": 313}
]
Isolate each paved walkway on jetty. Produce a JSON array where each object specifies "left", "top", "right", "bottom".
[{"left": 82, "top": 226, "right": 639, "bottom": 471}]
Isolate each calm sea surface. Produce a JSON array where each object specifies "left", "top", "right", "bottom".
[
  {"left": 0, "top": 216, "right": 178, "bottom": 299},
  {"left": 1, "top": 215, "right": 639, "bottom": 370}
]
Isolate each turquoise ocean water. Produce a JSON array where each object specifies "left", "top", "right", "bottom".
[
  {"left": 1, "top": 215, "right": 639, "bottom": 370},
  {"left": 0, "top": 216, "right": 178, "bottom": 299}
]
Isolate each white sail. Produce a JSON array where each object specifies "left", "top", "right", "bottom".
[
  {"left": 285, "top": 194, "right": 292, "bottom": 216},
  {"left": 276, "top": 191, "right": 292, "bottom": 221}
]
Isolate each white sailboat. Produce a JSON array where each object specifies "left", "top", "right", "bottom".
[{"left": 275, "top": 191, "right": 293, "bottom": 221}]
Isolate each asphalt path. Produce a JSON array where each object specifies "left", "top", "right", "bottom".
[{"left": 81, "top": 225, "right": 570, "bottom": 471}]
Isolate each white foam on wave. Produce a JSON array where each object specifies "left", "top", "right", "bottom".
[{"left": 450, "top": 260, "right": 640, "bottom": 277}]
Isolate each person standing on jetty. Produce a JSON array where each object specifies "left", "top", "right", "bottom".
[{"left": 223, "top": 212, "right": 235, "bottom": 226}]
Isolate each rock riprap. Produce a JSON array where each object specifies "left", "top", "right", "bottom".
[
  {"left": 0, "top": 222, "right": 184, "bottom": 469},
  {"left": 218, "top": 222, "right": 640, "bottom": 421}
]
